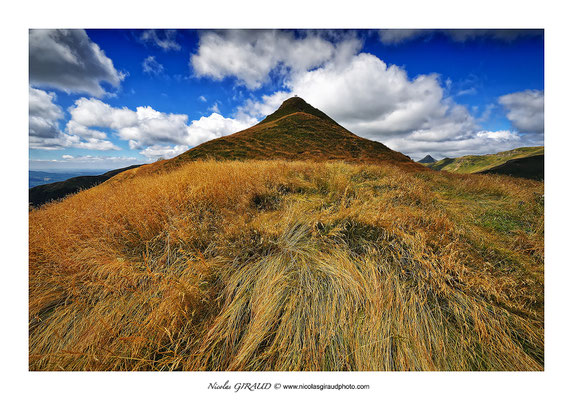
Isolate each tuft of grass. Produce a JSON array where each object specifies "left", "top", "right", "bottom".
[{"left": 29, "top": 160, "right": 543, "bottom": 371}]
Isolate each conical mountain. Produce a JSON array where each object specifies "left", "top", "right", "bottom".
[
  {"left": 417, "top": 155, "right": 436, "bottom": 164},
  {"left": 167, "top": 97, "right": 419, "bottom": 169}
]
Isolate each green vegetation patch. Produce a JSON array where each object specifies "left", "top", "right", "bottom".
[
  {"left": 479, "top": 208, "right": 531, "bottom": 234},
  {"left": 431, "top": 146, "right": 544, "bottom": 174}
]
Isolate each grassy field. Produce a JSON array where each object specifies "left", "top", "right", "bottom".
[
  {"left": 431, "top": 146, "right": 544, "bottom": 174},
  {"left": 29, "top": 160, "right": 544, "bottom": 371}
]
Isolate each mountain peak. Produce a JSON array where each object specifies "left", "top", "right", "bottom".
[
  {"left": 161, "top": 95, "right": 421, "bottom": 170},
  {"left": 418, "top": 155, "right": 437, "bottom": 164},
  {"left": 257, "top": 96, "right": 338, "bottom": 126},
  {"left": 280, "top": 96, "right": 310, "bottom": 108}
]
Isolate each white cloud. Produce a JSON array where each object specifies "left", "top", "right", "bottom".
[
  {"left": 140, "top": 30, "right": 181, "bottom": 51},
  {"left": 198, "top": 95, "right": 207, "bottom": 102},
  {"left": 499, "top": 90, "right": 544, "bottom": 134},
  {"left": 208, "top": 102, "right": 220, "bottom": 113},
  {"left": 67, "top": 97, "right": 137, "bottom": 129},
  {"left": 236, "top": 91, "right": 291, "bottom": 121},
  {"left": 59, "top": 155, "right": 137, "bottom": 162},
  {"left": 237, "top": 51, "right": 542, "bottom": 159},
  {"left": 29, "top": 133, "right": 119, "bottom": 151},
  {"left": 456, "top": 87, "right": 477, "bottom": 97},
  {"left": 190, "top": 30, "right": 361, "bottom": 89},
  {"left": 139, "top": 144, "right": 189, "bottom": 160},
  {"left": 142, "top": 56, "right": 165, "bottom": 75},
  {"left": 187, "top": 112, "right": 256, "bottom": 146},
  {"left": 65, "top": 120, "right": 108, "bottom": 140},
  {"left": 241, "top": 53, "right": 463, "bottom": 137},
  {"left": 72, "top": 138, "right": 121, "bottom": 151},
  {"left": 29, "top": 135, "right": 70, "bottom": 150},
  {"left": 66, "top": 98, "right": 257, "bottom": 157},
  {"left": 384, "top": 130, "right": 536, "bottom": 160},
  {"left": 29, "top": 87, "right": 64, "bottom": 138},
  {"left": 68, "top": 98, "right": 190, "bottom": 148},
  {"left": 29, "top": 29, "right": 124, "bottom": 97},
  {"left": 29, "top": 87, "right": 119, "bottom": 151},
  {"left": 192, "top": 29, "right": 537, "bottom": 159}
]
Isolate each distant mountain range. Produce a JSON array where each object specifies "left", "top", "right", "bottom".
[
  {"left": 29, "top": 165, "right": 141, "bottom": 207},
  {"left": 29, "top": 170, "right": 107, "bottom": 188},
  {"left": 422, "top": 146, "right": 544, "bottom": 181}
]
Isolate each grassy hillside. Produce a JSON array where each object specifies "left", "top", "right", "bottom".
[
  {"left": 430, "top": 147, "right": 544, "bottom": 174},
  {"left": 168, "top": 97, "right": 417, "bottom": 169},
  {"left": 104, "top": 97, "right": 421, "bottom": 183},
  {"left": 479, "top": 154, "right": 544, "bottom": 181},
  {"left": 29, "top": 160, "right": 544, "bottom": 371}
]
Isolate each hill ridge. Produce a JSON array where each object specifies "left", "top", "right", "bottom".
[
  {"left": 430, "top": 146, "right": 543, "bottom": 178},
  {"left": 29, "top": 164, "right": 142, "bottom": 207}
]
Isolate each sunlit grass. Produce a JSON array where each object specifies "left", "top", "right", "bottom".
[
  {"left": 431, "top": 146, "right": 544, "bottom": 174},
  {"left": 29, "top": 160, "right": 544, "bottom": 370}
]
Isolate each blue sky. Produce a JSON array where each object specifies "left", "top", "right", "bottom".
[{"left": 29, "top": 29, "right": 544, "bottom": 170}]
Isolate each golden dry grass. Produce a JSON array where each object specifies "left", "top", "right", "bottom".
[{"left": 29, "top": 160, "right": 544, "bottom": 371}]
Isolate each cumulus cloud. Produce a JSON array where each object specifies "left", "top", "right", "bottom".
[
  {"left": 240, "top": 53, "right": 465, "bottom": 137},
  {"left": 186, "top": 112, "right": 255, "bottom": 146},
  {"left": 68, "top": 98, "right": 189, "bottom": 148},
  {"left": 29, "top": 29, "right": 124, "bottom": 97},
  {"left": 384, "top": 130, "right": 534, "bottom": 160},
  {"left": 72, "top": 138, "right": 120, "bottom": 151},
  {"left": 237, "top": 52, "right": 542, "bottom": 159},
  {"left": 29, "top": 87, "right": 119, "bottom": 151},
  {"left": 66, "top": 98, "right": 257, "bottom": 157},
  {"left": 29, "top": 131, "right": 119, "bottom": 151},
  {"left": 142, "top": 56, "right": 165, "bottom": 75},
  {"left": 29, "top": 87, "right": 64, "bottom": 138},
  {"left": 140, "top": 29, "right": 181, "bottom": 51},
  {"left": 190, "top": 30, "right": 361, "bottom": 89},
  {"left": 189, "top": 30, "right": 543, "bottom": 159},
  {"left": 139, "top": 144, "right": 189, "bottom": 160},
  {"left": 499, "top": 90, "right": 544, "bottom": 134}
]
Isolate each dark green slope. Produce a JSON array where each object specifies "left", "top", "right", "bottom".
[
  {"left": 417, "top": 155, "right": 436, "bottom": 164},
  {"left": 478, "top": 154, "right": 544, "bottom": 181}
]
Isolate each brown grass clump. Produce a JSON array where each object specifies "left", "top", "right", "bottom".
[{"left": 29, "top": 160, "right": 544, "bottom": 370}]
